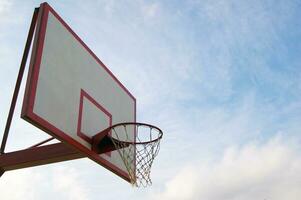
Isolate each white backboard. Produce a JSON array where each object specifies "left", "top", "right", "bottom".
[{"left": 22, "top": 3, "right": 136, "bottom": 182}]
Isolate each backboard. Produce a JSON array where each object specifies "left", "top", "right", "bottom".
[{"left": 21, "top": 2, "right": 136, "bottom": 182}]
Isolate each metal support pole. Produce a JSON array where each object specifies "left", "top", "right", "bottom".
[
  {"left": 0, "top": 168, "right": 4, "bottom": 177},
  {"left": 0, "top": 142, "right": 117, "bottom": 174},
  {"left": 27, "top": 137, "right": 55, "bottom": 149},
  {"left": 0, "top": 143, "right": 84, "bottom": 172},
  {"left": 0, "top": 8, "right": 39, "bottom": 154}
]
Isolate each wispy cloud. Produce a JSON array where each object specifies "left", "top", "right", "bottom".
[
  {"left": 0, "top": 0, "right": 12, "bottom": 24},
  {"left": 151, "top": 135, "right": 301, "bottom": 200},
  {"left": 0, "top": 1, "right": 300, "bottom": 199},
  {"left": 0, "top": 169, "right": 43, "bottom": 199},
  {"left": 52, "top": 166, "right": 90, "bottom": 200}
]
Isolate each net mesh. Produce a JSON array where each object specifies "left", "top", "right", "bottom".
[{"left": 108, "top": 123, "right": 162, "bottom": 187}]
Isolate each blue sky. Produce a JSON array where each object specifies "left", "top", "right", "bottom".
[{"left": 0, "top": 0, "right": 301, "bottom": 199}]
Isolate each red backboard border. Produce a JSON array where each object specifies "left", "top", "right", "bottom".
[{"left": 21, "top": 2, "right": 136, "bottom": 182}]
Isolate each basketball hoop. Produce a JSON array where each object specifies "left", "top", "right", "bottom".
[
  {"left": 0, "top": 2, "right": 164, "bottom": 186},
  {"left": 95, "top": 122, "right": 163, "bottom": 187}
]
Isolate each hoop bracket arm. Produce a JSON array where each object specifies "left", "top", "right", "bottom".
[{"left": 0, "top": 143, "right": 83, "bottom": 176}]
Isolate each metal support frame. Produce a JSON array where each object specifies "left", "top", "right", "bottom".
[
  {"left": 27, "top": 137, "right": 55, "bottom": 149},
  {"left": 0, "top": 7, "right": 86, "bottom": 177},
  {"left": 0, "top": 141, "right": 116, "bottom": 174},
  {"left": 0, "top": 8, "right": 39, "bottom": 154},
  {"left": 0, "top": 143, "right": 84, "bottom": 171}
]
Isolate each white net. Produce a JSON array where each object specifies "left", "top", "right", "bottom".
[{"left": 108, "top": 123, "right": 162, "bottom": 187}]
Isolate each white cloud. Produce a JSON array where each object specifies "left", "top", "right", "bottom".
[
  {"left": 151, "top": 136, "right": 301, "bottom": 200},
  {"left": 0, "top": 169, "right": 42, "bottom": 200},
  {"left": 52, "top": 166, "right": 90, "bottom": 200},
  {"left": 141, "top": 2, "right": 161, "bottom": 19},
  {"left": 0, "top": 1, "right": 300, "bottom": 199},
  {"left": 0, "top": 0, "right": 12, "bottom": 38},
  {"left": 0, "top": 0, "right": 26, "bottom": 28},
  {"left": 0, "top": 0, "right": 11, "bottom": 17},
  {"left": 0, "top": 165, "right": 90, "bottom": 200}
]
